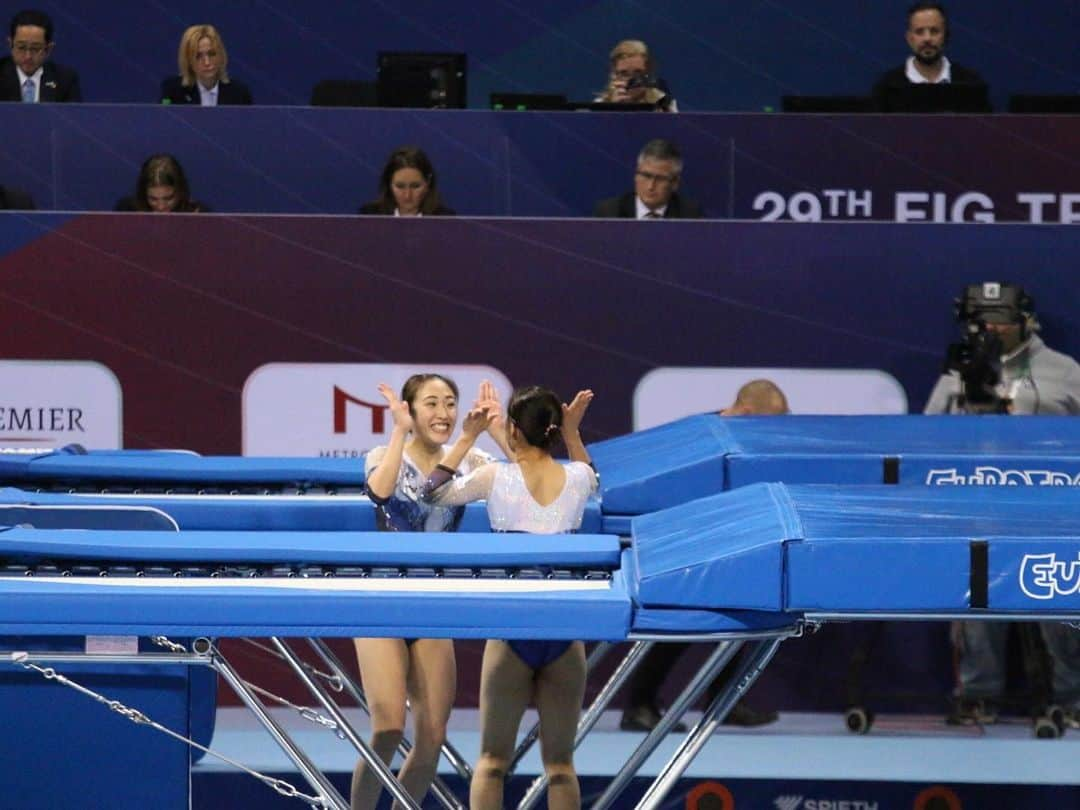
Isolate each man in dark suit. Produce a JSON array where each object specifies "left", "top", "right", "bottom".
[
  {"left": 1, "top": 9, "right": 81, "bottom": 102},
  {"left": 593, "top": 138, "right": 703, "bottom": 219},
  {"left": 872, "top": 2, "right": 989, "bottom": 111}
]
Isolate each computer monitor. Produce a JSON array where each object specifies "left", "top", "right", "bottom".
[
  {"left": 1007, "top": 94, "right": 1080, "bottom": 114},
  {"left": 490, "top": 92, "right": 568, "bottom": 111},
  {"left": 879, "top": 83, "right": 991, "bottom": 113},
  {"left": 781, "top": 95, "right": 875, "bottom": 113},
  {"left": 376, "top": 52, "right": 466, "bottom": 109}
]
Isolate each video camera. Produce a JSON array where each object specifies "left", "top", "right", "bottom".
[{"left": 943, "top": 282, "right": 1034, "bottom": 413}]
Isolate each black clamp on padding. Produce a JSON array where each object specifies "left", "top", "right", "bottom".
[
  {"left": 970, "top": 540, "right": 989, "bottom": 609},
  {"left": 882, "top": 456, "right": 900, "bottom": 484}
]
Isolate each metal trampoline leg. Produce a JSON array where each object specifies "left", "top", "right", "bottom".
[
  {"left": 589, "top": 640, "right": 742, "bottom": 810},
  {"left": 212, "top": 645, "right": 352, "bottom": 810},
  {"left": 634, "top": 638, "right": 783, "bottom": 810}
]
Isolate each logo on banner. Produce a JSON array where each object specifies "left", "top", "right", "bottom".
[
  {"left": 0, "top": 361, "right": 122, "bottom": 451},
  {"left": 772, "top": 798, "right": 878, "bottom": 810},
  {"left": 242, "top": 363, "right": 512, "bottom": 457},
  {"left": 926, "top": 466, "right": 1080, "bottom": 486},
  {"left": 1020, "top": 553, "right": 1080, "bottom": 600}
]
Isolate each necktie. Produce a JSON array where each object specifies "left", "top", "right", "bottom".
[
  {"left": 644, "top": 210, "right": 661, "bottom": 219},
  {"left": 22, "top": 78, "right": 35, "bottom": 103}
]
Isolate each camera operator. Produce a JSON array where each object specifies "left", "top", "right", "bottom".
[
  {"left": 596, "top": 39, "right": 677, "bottom": 111},
  {"left": 926, "top": 282, "right": 1080, "bottom": 725}
]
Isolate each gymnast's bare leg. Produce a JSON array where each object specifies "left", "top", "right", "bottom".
[
  {"left": 470, "top": 640, "right": 586, "bottom": 810},
  {"left": 351, "top": 637, "right": 456, "bottom": 810},
  {"left": 470, "top": 640, "right": 534, "bottom": 810},
  {"left": 534, "top": 642, "right": 587, "bottom": 810}
]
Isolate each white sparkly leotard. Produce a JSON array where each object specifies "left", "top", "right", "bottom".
[{"left": 426, "top": 460, "right": 597, "bottom": 533}]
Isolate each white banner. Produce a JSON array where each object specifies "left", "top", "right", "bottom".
[
  {"left": 0, "top": 360, "right": 122, "bottom": 452},
  {"left": 242, "top": 363, "right": 514, "bottom": 457},
  {"left": 633, "top": 367, "right": 908, "bottom": 430}
]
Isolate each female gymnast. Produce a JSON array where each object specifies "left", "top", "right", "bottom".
[
  {"left": 422, "top": 385, "right": 597, "bottom": 810},
  {"left": 352, "top": 374, "right": 506, "bottom": 809}
]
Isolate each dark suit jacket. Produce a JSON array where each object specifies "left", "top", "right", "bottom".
[
  {"left": 0, "top": 58, "right": 82, "bottom": 102},
  {"left": 872, "top": 62, "right": 990, "bottom": 111},
  {"left": 592, "top": 191, "right": 703, "bottom": 219},
  {"left": 160, "top": 76, "right": 253, "bottom": 105},
  {"left": 0, "top": 185, "right": 35, "bottom": 209},
  {"left": 358, "top": 201, "right": 456, "bottom": 216}
]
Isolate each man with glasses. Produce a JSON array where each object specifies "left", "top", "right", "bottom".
[
  {"left": 593, "top": 138, "right": 703, "bottom": 219},
  {"left": 2, "top": 9, "right": 81, "bottom": 102}
]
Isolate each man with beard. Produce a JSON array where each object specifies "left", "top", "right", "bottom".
[{"left": 872, "top": 3, "right": 988, "bottom": 111}]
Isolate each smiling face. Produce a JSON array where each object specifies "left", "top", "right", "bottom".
[{"left": 407, "top": 378, "right": 458, "bottom": 447}]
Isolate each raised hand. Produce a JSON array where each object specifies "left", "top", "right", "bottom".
[
  {"left": 377, "top": 382, "right": 413, "bottom": 433},
  {"left": 461, "top": 404, "right": 496, "bottom": 440},
  {"left": 476, "top": 379, "right": 506, "bottom": 436},
  {"left": 561, "top": 389, "right": 594, "bottom": 435}
]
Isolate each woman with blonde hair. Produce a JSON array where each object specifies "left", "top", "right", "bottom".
[
  {"left": 160, "top": 24, "right": 252, "bottom": 105},
  {"left": 597, "top": 39, "right": 676, "bottom": 111}
]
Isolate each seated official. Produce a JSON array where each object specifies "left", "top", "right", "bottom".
[
  {"left": 115, "top": 154, "right": 208, "bottom": 213},
  {"left": 0, "top": 184, "right": 35, "bottom": 209},
  {"left": 593, "top": 138, "right": 702, "bottom": 219},
  {"left": 595, "top": 39, "right": 676, "bottom": 112},
  {"left": 872, "top": 2, "right": 989, "bottom": 112},
  {"left": 358, "top": 146, "right": 455, "bottom": 217},
  {"left": 0, "top": 9, "right": 81, "bottom": 102},
  {"left": 160, "top": 24, "right": 252, "bottom": 106}
]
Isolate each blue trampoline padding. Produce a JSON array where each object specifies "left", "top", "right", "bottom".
[
  {"left": 0, "top": 451, "right": 368, "bottom": 485},
  {"left": 632, "top": 482, "right": 1080, "bottom": 615},
  {"left": 590, "top": 415, "right": 729, "bottom": 516},
  {"left": 592, "top": 414, "right": 1080, "bottom": 515},
  {"left": 0, "top": 577, "right": 633, "bottom": 640},
  {"left": 0, "top": 504, "right": 178, "bottom": 531},
  {"left": 0, "top": 488, "right": 602, "bottom": 533},
  {"left": 632, "top": 607, "right": 798, "bottom": 634},
  {"left": 0, "top": 528, "right": 621, "bottom": 567}
]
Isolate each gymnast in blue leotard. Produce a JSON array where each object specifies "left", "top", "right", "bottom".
[
  {"left": 352, "top": 374, "right": 508, "bottom": 810},
  {"left": 423, "top": 385, "right": 597, "bottom": 810}
]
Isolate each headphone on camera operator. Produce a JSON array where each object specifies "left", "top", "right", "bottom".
[{"left": 944, "top": 282, "right": 1038, "bottom": 413}]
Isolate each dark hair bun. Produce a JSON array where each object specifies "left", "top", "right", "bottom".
[{"left": 507, "top": 385, "right": 563, "bottom": 450}]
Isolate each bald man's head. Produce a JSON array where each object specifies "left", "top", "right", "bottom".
[{"left": 722, "top": 379, "right": 789, "bottom": 416}]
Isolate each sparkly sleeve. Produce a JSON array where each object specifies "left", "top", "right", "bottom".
[
  {"left": 568, "top": 461, "right": 599, "bottom": 498},
  {"left": 423, "top": 463, "right": 497, "bottom": 506},
  {"left": 464, "top": 447, "right": 496, "bottom": 470}
]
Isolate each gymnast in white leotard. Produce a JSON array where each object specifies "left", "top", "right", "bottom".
[{"left": 423, "top": 385, "right": 597, "bottom": 810}]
